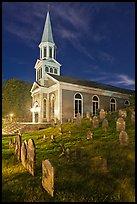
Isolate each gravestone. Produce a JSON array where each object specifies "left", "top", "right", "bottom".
[
  {"left": 42, "top": 160, "right": 54, "bottom": 197},
  {"left": 24, "top": 140, "right": 28, "bottom": 147},
  {"left": 119, "top": 131, "right": 129, "bottom": 146},
  {"left": 131, "top": 111, "right": 135, "bottom": 125},
  {"left": 76, "top": 113, "right": 82, "bottom": 127},
  {"left": 17, "top": 135, "right": 22, "bottom": 161},
  {"left": 43, "top": 135, "right": 46, "bottom": 139},
  {"left": 119, "top": 110, "right": 127, "bottom": 118},
  {"left": 21, "top": 142, "right": 27, "bottom": 168},
  {"left": 86, "top": 112, "right": 90, "bottom": 119},
  {"left": 14, "top": 142, "right": 18, "bottom": 155},
  {"left": 116, "top": 117, "right": 125, "bottom": 131},
  {"left": 27, "top": 139, "right": 35, "bottom": 176},
  {"left": 99, "top": 109, "right": 106, "bottom": 120},
  {"left": 50, "top": 135, "right": 55, "bottom": 143},
  {"left": 9, "top": 138, "right": 13, "bottom": 148},
  {"left": 68, "top": 131, "right": 72, "bottom": 136},
  {"left": 87, "top": 130, "right": 93, "bottom": 140},
  {"left": 66, "top": 147, "right": 70, "bottom": 162},
  {"left": 92, "top": 116, "right": 99, "bottom": 128},
  {"left": 102, "top": 118, "right": 108, "bottom": 132}
]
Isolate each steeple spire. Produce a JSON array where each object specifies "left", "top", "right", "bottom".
[{"left": 41, "top": 11, "right": 54, "bottom": 43}]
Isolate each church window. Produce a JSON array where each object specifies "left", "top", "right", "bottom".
[
  {"left": 50, "top": 67, "right": 53, "bottom": 73},
  {"left": 49, "top": 47, "right": 52, "bottom": 58},
  {"left": 110, "top": 98, "right": 116, "bottom": 112},
  {"left": 44, "top": 47, "right": 47, "bottom": 58},
  {"left": 54, "top": 68, "right": 57, "bottom": 74},
  {"left": 45, "top": 66, "right": 49, "bottom": 72},
  {"left": 125, "top": 100, "right": 130, "bottom": 107},
  {"left": 43, "top": 99, "right": 46, "bottom": 118},
  {"left": 74, "top": 93, "right": 83, "bottom": 117},
  {"left": 92, "top": 95, "right": 99, "bottom": 116}
]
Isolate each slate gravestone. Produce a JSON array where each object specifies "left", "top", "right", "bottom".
[
  {"left": 99, "top": 109, "right": 106, "bottom": 120},
  {"left": 119, "top": 131, "right": 129, "bottom": 146},
  {"left": 87, "top": 130, "right": 93, "bottom": 140},
  {"left": 92, "top": 116, "right": 99, "bottom": 128},
  {"left": 42, "top": 160, "right": 54, "bottom": 197},
  {"left": 131, "top": 111, "right": 135, "bottom": 125},
  {"left": 86, "top": 112, "right": 90, "bottom": 119},
  {"left": 9, "top": 138, "right": 13, "bottom": 148},
  {"left": 102, "top": 118, "right": 108, "bottom": 132},
  {"left": 21, "top": 142, "right": 27, "bottom": 168},
  {"left": 119, "top": 110, "right": 127, "bottom": 118},
  {"left": 66, "top": 147, "right": 70, "bottom": 162},
  {"left": 116, "top": 117, "right": 125, "bottom": 131},
  {"left": 27, "top": 139, "right": 35, "bottom": 176},
  {"left": 76, "top": 113, "right": 82, "bottom": 127},
  {"left": 17, "top": 135, "right": 22, "bottom": 161}
]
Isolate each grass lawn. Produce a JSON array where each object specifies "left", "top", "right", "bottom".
[{"left": 2, "top": 109, "right": 135, "bottom": 202}]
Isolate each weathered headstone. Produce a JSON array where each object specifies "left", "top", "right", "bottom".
[
  {"left": 9, "top": 138, "right": 13, "bottom": 148},
  {"left": 102, "top": 118, "right": 108, "bottom": 132},
  {"left": 76, "top": 113, "right": 82, "bottom": 127},
  {"left": 17, "top": 135, "right": 22, "bottom": 161},
  {"left": 50, "top": 135, "right": 55, "bottom": 142},
  {"left": 119, "top": 110, "right": 127, "bottom": 118},
  {"left": 131, "top": 111, "right": 135, "bottom": 125},
  {"left": 27, "top": 139, "right": 35, "bottom": 176},
  {"left": 99, "top": 109, "right": 106, "bottom": 120},
  {"left": 116, "top": 117, "right": 126, "bottom": 131},
  {"left": 66, "top": 147, "right": 70, "bottom": 162},
  {"left": 86, "top": 112, "right": 90, "bottom": 119},
  {"left": 92, "top": 116, "right": 99, "bottom": 128},
  {"left": 119, "top": 131, "right": 129, "bottom": 146},
  {"left": 42, "top": 160, "right": 54, "bottom": 197},
  {"left": 87, "top": 130, "right": 93, "bottom": 140},
  {"left": 21, "top": 142, "right": 27, "bottom": 168}
]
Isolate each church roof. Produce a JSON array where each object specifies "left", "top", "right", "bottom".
[
  {"left": 48, "top": 74, "right": 134, "bottom": 95},
  {"left": 41, "top": 11, "right": 54, "bottom": 43}
]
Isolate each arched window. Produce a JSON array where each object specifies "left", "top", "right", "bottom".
[
  {"left": 50, "top": 67, "right": 53, "bottom": 73},
  {"left": 44, "top": 47, "right": 47, "bottom": 58},
  {"left": 110, "top": 98, "right": 116, "bottom": 112},
  {"left": 92, "top": 95, "right": 99, "bottom": 116},
  {"left": 125, "top": 100, "right": 130, "bottom": 107},
  {"left": 49, "top": 47, "right": 52, "bottom": 58},
  {"left": 45, "top": 66, "right": 49, "bottom": 73},
  {"left": 54, "top": 68, "right": 57, "bottom": 74},
  {"left": 74, "top": 93, "right": 83, "bottom": 117},
  {"left": 51, "top": 94, "right": 55, "bottom": 119},
  {"left": 43, "top": 99, "right": 46, "bottom": 118}
]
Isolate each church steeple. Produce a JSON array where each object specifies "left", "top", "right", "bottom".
[
  {"left": 36, "top": 10, "right": 61, "bottom": 85},
  {"left": 41, "top": 11, "right": 54, "bottom": 43}
]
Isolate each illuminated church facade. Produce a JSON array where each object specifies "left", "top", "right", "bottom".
[{"left": 30, "top": 11, "right": 133, "bottom": 123}]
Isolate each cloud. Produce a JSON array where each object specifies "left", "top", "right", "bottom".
[
  {"left": 109, "top": 74, "right": 135, "bottom": 86},
  {"left": 98, "top": 50, "right": 114, "bottom": 64}
]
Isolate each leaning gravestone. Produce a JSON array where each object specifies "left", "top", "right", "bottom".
[
  {"left": 92, "top": 116, "right": 99, "bottom": 128},
  {"left": 102, "top": 118, "right": 108, "bottom": 132},
  {"left": 131, "top": 111, "right": 135, "bottom": 125},
  {"left": 76, "top": 113, "right": 82, "bottom": 127},
  {"left": 42, "top": 160, "right": 54, "bottom": 197},
  {"left": 27, "top": 139, "right": 35, "bottom": 176},
  {"left": 17, "top": 135, "right": 22, "bottom": 161},
  {"left": 116, "top": 117, "right": 125, "bottom": 131},
  {"left": 99, "top": 109, "right": 106, "bottom": 120},
  {"left": 119, "top": 131, "right": 129, "bottom": 146},
  {"left": 21, "top": 142, "right": 27, "bottom": 168}
]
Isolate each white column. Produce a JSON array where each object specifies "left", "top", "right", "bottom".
[
  {"left": 58, "top": 84, "right": 62, "bottom": 123},
  {"left": 46, "top": 94, "right": 50, "bottom": 122}
]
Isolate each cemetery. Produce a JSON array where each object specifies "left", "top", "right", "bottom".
[{"left": 2, "top": 107, "right": 135, "bottom": 202}]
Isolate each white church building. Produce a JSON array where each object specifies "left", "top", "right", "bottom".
[{"left": 30, "top": 11, "right": 133, "bottom": 123}]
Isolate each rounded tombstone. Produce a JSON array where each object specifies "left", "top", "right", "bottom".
[
  {"left": 116, "top": 117, "right": 125, "bottom": 131},
  {"left": 92, "top": 116, "right": 99, "bottom": 128},
  {"left": 119, "top": 131, "right": 129, "bottom": 145}
]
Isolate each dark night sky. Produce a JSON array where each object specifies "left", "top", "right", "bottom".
[{"left": 2, "top": 2, "right": 135, "bottom": 90}]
